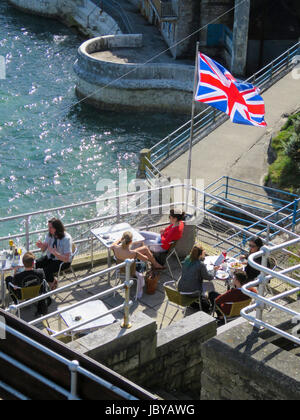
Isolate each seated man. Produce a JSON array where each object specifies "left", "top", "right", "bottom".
[
  {"left": 208, "top": 271, "right": 257, "bottom": 323},
  {"left": 6, "top": 252, "right": 50, "bottom": 316}
]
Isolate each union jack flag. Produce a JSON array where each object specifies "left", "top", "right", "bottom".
[{"left": 195, "top": 53, "right": 267, "bottom": 127}]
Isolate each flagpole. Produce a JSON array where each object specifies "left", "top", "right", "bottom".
[{"left": 186, "top": 41, "right": 199, "bottom": 213}]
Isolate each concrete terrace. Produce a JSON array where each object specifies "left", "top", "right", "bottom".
[{"left": 14, "top": 240, "right": 294, "bottom": 340}]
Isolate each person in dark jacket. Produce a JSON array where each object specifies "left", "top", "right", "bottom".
[
  {"left": 209, "top": 271, "right": 257, "bottom": 322},
  {"left": 6, "top": 252, "right": 50, "bottom": 315},
  {"left": 240, "top": 237, "right": 271, "bottom": 281}
]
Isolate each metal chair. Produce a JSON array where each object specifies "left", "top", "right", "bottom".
[
  {"left": 160, "top": 280, "right": 201, "bottom": 329},
  {"left": 213, "top": 298, "right": 252, "bottom": 324},
  {"left": 8, "top": 281, "right": 44, "bottom": 317},
  {"left": 56, "top": 244, "right": 78, "bottom": 284},
  {"left": 55, "top": 244, "right": 79, "bottom": 303},
  {"left": 155, "top": 241, "right": 182, "bottom": 280},
  {"left": 42, "top": 319, "right": 75, "bottom": 344}
]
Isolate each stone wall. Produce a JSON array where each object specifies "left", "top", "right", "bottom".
[
  {"left": 69, "top": 311, "right": 217, "bottom": 398},
  {"left": 174, "top": 0, "right": 201, "bottom": 58},
  {"left": 74, "top": 35, "right": 204, "bottom": 113},
  {"left": 201, "top": 303, "right": 300, "bottom": 400}
]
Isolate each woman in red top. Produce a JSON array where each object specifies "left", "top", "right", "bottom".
[{"left": 139, "top": 209, "right": 185, "bottom": 253}]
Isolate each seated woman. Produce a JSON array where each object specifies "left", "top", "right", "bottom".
[
  {"left": 111, "top": 231, "right": 163, "bottom": 270},
  {"left": 139, "top": 209, "right": 185, "bottom": 253},
  {"left": 240, "top": 237, "right": 271, "bottom": 282},
  {"left": 177, "top": 244, "right": 219, "bottom": 296}
]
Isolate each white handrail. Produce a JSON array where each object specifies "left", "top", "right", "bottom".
[
  {"left": 241, "top": 239, "right": 300, "bottom": 345},
  {"left": 8, "top": 259, "right": 135, "bottom": 333}
]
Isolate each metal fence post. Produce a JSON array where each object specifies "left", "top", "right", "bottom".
[
  {"left": 136, "top": 149, "right": 151, "bottom": 179},
  {"left": 116, "top": 195, "right": 121, "bottom": 223},
  {"left": 292, "top": 199, "right": 298, "bottom": 232},
  {"left": 25, "top": 216, "right": 30, "bottom": 251},
  {"left": 255, "top": 248, "right": 269, "bottom": 324},
  {"left": 167, "top": 136, "right": 170, "bottom": 158},
  {"left": 121, "top": 259, "right": 133, "bottom": 329},
  {"left": 69, "top": 360, "right": 79, "bottom": 400},
  {"left": 225, "top": 176, "right": 229, "bottom": 200}
]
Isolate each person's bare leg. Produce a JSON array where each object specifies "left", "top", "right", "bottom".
[{"left": 135, "top": 246, "right": 164, "bottom": 269}]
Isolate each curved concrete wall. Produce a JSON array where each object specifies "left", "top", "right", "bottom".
[{"left": 74, "top": 35, "right": 202, "bottom": 113}]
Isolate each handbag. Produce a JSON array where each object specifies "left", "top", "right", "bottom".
[{"left": 145, "top": 269, "right": 160, "bottom": 295}]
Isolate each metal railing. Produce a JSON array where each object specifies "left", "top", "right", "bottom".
[
  {"left": 241, "top": 239, "right": 300, "bottom": 346},
  {"left": 204, "top": 176, "right": 300, "bottom": 228},
  {"left": 7, "top": 259, "right": 135, "bottom": 333},
  {"left": 1, "top": 322, "right": 138, "bottom": 400},
  {"left": 149, "top": 41, "right": 300, "bottom": 169},
  {"left": 2, "top": 183, "right": 300, "bottom": 347},
  {"left": 0, "top": 181, "right": 298, "bottom": 261}
]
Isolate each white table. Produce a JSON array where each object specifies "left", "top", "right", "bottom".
[
  {"left": 60, "top": 300, "right": 116, "bottom": 334},
  {"left": 0, "top": 252, "right": 24, "bottom": 308},
  {"left": 203, "top": 255, "right": 240, "bottom": 294},
  {"left": 91, "top": 222, "right": 145, "bottom": 280}
]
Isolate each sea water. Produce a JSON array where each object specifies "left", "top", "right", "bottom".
[{"left": 0, "top": 1, "right": 186, "bottom": 237}]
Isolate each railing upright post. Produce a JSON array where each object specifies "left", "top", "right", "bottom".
[
  {"left": 69, "top": 360, "right": 79, "bottom": 400},
  {"left": 116, "top": 195, "right": 121, "bottom": 223},
  {"left": 121, "top": 259, "right": 133, "bottom": 329},
  {"left": 167, "top": 136, "right": 170, "bottom": 158},
  {"left": 255, "top": 248, "right": 269, "bottom": 324},
  {"left": 292, "top": 199, "right": 298, "bottom": 232},
  {"left": 270, "top": 61, "right": 274, "bottom": 80},
  {"left": 25, "top": 216, "right": 30, "bottom": 251},
  {"left": 225, "top": 176, "right": 229, "bottom": 200},
  {"left": 91, "top": 234, "right": 94, "bottom": 269},
  {"left": 136, "top": 149, "right": 151, "bottom": 179}
]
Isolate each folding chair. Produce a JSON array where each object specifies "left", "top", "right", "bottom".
[
  {"left": 56, "top": 243, "right": 78, "bottom": 284},
  {"left": 42, "top": 319, "right": 75, "bottom": 344},
  {"left": 155, "top": 241, "right": 182, "bottom": 280},
  {"left": 264, "top": 257, "right": 278, "bottom": 299},
  {"left": 160, "top": 281, "right": 201, "bottom": 329},
  {"left": 213, "top": 298, "right": 252, "bottom": 324},
  {"left": 8, "top": 281, "right": 43, "bottom": 317},
  {"left": 55, "top": 244, "right": 79, "bottom": 303}
]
